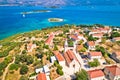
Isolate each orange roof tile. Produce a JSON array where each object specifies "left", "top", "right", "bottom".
[
  {"left": 113, "top": 37, "right": 120, "bottom": 41},
  {"left": 92, "top": 33, "right": 103, "bottom": 37},
  {"left": 88, "top": 41, "right": 95, "bottom": 46},
  {"left": 53, "top": 51, "right": 65, "bottom": 62},
  {"left": 105, "top": 65, "right": 120, "bottom": 76},
  {"left": 88, "top": 69, "right": 104, "bottom": 79},
  {"left": 89, "top": 52, "right": 102, "bottom": 56},
  {"left": 114, "top": 52, "right": 120, "bottom": 56},
  {"left": 37, "top": 73, "right": 47, "bottom": 80},
  {"left": 64, "top": 50, "right": 77, "bottom": 65},
  {"left": 69, "top": 35, "right": 78, "bottom": 40},
  {"left": 45, "top": 34, "right": 54, "bottom": 45},
  {"left": 77, "top": 45, "right": 84, "bottom": 51}
]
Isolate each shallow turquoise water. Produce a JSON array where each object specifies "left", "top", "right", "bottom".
[{"left": 0, "top": 6, "right": 120, "bottom": 39}]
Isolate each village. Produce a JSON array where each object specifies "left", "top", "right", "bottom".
[{"left": 1, "top": 24, "right": 120, "bottom": 80}]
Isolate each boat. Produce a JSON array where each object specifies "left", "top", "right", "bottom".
[{"left": 22, "top": 14, "right": 25, "bottom": 18}]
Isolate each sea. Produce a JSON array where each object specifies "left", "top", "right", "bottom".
[{"left": 0, "top": 5, "right": 120, "bottom": 40}]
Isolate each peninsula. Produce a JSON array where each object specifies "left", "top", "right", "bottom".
[{"left": 21, "top": 10, "right": 51, "bottom": 14}]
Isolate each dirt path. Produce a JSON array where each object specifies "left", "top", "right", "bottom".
[{"left": 2, "top": 57, "right": 15, "bottom": 80}]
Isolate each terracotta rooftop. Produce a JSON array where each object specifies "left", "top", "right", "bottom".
[
  {"left": 77, "top": 45, "right": 84, "bottom": 51},
  {"left": 87, "top": 41, "right": 95, "bottom": 46},
  {"left": 69, "top": 35, "right": 78, "bottom": 40},
  {"left": 92, "top": 33, "right": 103, "bottom": 37},
  {"left": 37, "top": 73, "right": 47, "bottom": 80},
  {"left": 105, "top": 65, "right": 120, "bottom": 76},
  {"left": 89, "top": 52, "right": 102, "bottom": 56},
  {"left": 53, "top": 51, "right": 65, "bottom": 62},
  {"left": 45, "top": 34, "right": 54, "bottom": 45},
  {"left": 114, "top": 52, "right": 120, "bottom": 56},
  {"left": 113, "top": 37, "right": 120, "bottom": 41},
  {"left": 88, "top": 69, "right": 104, "bottom": 79},
  {"left": 64, "top": 50, "right": 77, "bottom": 65}
]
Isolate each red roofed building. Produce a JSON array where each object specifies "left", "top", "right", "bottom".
[
  {"left": 88, "top": 69, "right": 105, "bottom": 80},
  {"left": 64, "top": 50, "right": 78, "bottom": 67},
  {"left": 27, "top": 42, "right": 36, "bottom": 52},
  {"left": 88, "top": 52, "right": 102, "bottom": 60},
  {"left": 37, "top": 73, "right": 47, "bottom": 80},
  {"left": 69, "top": 34, "right": 79, "bottom": 41},
  {"left": 53, "top": 51, "right": 65, "bottom": 65},
  {"left": 92, "top": 33, "right": 103, "bottom": 38},
  {"left": 104, "top": 65, "right": 120, "bottom": 80},
  {"left": 113, "top": 37, "right": 120, "bottom": 42},
  {"left": 45, "top": 33, "right": 54, "bottom": 46},
  {"left": 87, "top": 41, "right": 96, "bottom": 50}
]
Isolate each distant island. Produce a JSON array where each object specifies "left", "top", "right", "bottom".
[
  {"left": 21, "top": 10, "right": 51, "bottom": 14},
  {"left": 48, "top": 18, "right": 64, "bottom": 22}
]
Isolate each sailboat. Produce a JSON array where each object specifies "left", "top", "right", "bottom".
[{"left": 22, "top": 14, "right": 25, "bottom": 18}]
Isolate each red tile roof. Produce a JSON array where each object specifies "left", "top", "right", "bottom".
[
  {"left": 92, "top": 33, "right": 103, "bottom": 37},
  {"left": 53, "top": 51, "right": 65, "bottom": 62},
  {"left": 27, "top": 42, "right": 33, "bottom": 51},
  {"left": 69, "top": 35, "right": 78, "bottom": 40},
  {"left": 89, "top": 52, "right": 102, "bottom": 56},
  {"left": 64, "top": 50, "right": 77, "bottom": 65},
  {"left": 87, "top": 41, "right": 95, "bottom": 46},
  {"left": 105, "top": 65, "right": 120, "bottom": 76},
  {"left": 114, "top": 52, "right": 120, "bottom": 56},
  {"left": 45, "top": 34, "right": 54, "bottom": 45},
  {"left": 113, "top": 37, "right": 120, "bottom": 41},
  {"left": 88, "top": 69, "right": 104, "bottom": 79},
  {"left": 37, "top": 73, "right": 47, "bottom": 80}
]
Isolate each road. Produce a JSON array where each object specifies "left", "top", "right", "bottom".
[{"left": 2, "top": 57, "right": 15, "bottom": 80}]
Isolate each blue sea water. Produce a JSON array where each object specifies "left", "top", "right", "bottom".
[{"left": 0, "top": 5, "right": 120, "bottom": 40}]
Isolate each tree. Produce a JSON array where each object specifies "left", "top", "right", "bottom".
[
  {"left": 26, "top": 55, "right": 33, "bottom": 65},
  {"left": 22, "top": 50, "right": 27, "bottom": 54},
  {"left": 19, "top": 76, "right": 28, "bottom": 80},
  {"left": 88, "top": 35, "right": 98, "bottom": 41},
  {"left": 111, "top": 32, "right": 120, "bottom": 38},
  {"left": 54, "top": 44, "right": 58, "bottom": 51},
  {"left": 20, "top": 65, "right": 28, "bottom": 75},
  {"left": 9, "top": 63, "right": 19, "bottom": 70},
  {"left": 76, "top": 69, "right": 88, "bottom": 80},
  {"left": 88, "top": 59, "right": 100, "bottom": 67},
  {"left": 56, "top": 68, "right": 64, "bottom": 75}
]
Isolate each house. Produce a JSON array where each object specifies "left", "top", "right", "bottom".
[
  {"left": 88, "top": 52, "right": 102, "bottom": 60},
  {"left": 111, "top": 52, "right": 120, "bottom": 63},
  {"left": 104, "top": 65, "right": 120, "bottom": 80},
  {"left": 36, "top": 73, "right": 47, "bottom": 80},
  {"left": 50, "top": 56, "right": 56, "bottom": 64},
  {"left": 88, "top": 69, "right": 105, "bottom": 80},
  {"left": 27, "top": 42, "right": 36, "bottom": 52},
  {"left": 45, "top": 33, "right": 54, "bottom": 46},
  {"left": 92, "top": 33, "right": 103, "bottom": 39},
  {"left": 113, "top": 37, "right": 120, "bottom": 42},
  {"left": 35, "top": 68, "right": 43, "bottom": 73},
  {"left": 43, "top": 65, "right": 50, "bottom": 76},
  {"left": 89, "top": 29, "right": 101, "bottom": 35},
  {"left": 69, "top": 34, "right": 79, "bottom": 41},
  {"left": 98, "top": 26, "right": 112, "bottom": 33},
  {"left": 53, "top": 51, "right": 65, "bottom": 66},
  {"left": 76, "top": 45, "right": 84, "bottom": 52},
  {"left": 87, "top": 41, "right": 96, "bottom": 50},
  {"left": 64, "top": 50, "right": 79, "bottom": 68}
]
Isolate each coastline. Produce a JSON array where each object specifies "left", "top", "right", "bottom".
[{"left": 0, "top": 24, "right": 119, "bottom": 41}]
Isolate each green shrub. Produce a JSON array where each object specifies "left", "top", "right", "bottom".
[
  {"left": 20, "top": 65, "right": 28, "bottom": 75},
  {"left": 9, "top": 63, "right": 19, "bottom": 70}
]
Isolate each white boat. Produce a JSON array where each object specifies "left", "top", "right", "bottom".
[{"left": 22, "top": 14, "right": 25, "bottom": 18}]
